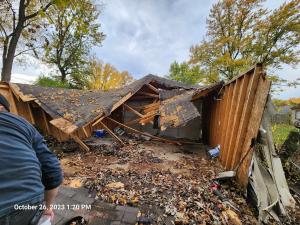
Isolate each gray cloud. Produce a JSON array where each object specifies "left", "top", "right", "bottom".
[{"left": 95, "top": 0, "right": 213, "bottom": 77}]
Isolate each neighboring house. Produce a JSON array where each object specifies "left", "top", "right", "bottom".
[{"left": 291, "top": 104, "right": 300, "bottom": 126}]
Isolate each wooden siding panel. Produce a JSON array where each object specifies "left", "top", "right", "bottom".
[
  {"left": 237, "top": 76, "right": 271, "bottom": 188},
  {"left": 219, "top": 84, "right": 234, "bottom": 162},
  {"left": 226, "top": 75, "right": 249, "bottom": 169},
  {"left": 208, "top": 64, "right": 270, "bottom": 188},
  {"left": 230, "top": 67, "right": 261, "bottom": 170}
]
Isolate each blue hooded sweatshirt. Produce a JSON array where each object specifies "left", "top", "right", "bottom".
[{"left": 0, "top": 111, "right": 63, "bottom": 217}]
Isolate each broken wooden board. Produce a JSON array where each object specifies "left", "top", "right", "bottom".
[
  {"left": 71, "top": 134, "right": 90, "bottom": 151},
  {"left": 98, "top": 120, "right": 125, "bottom": 146},
  {"left": 9, "top": 83, "right": 36, "bottom": 102},
  {"left": 106, "top": 117, "right": 180, "bottom": 145},
  {"left": 50, "top": 117, "right": 78, "bottom": 134}
]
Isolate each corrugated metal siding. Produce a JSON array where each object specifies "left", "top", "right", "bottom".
[{"left": 207, "top": 64, "right": 271, "bottom": 188}]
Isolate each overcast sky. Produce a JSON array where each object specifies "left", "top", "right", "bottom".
[{"left": 11, "top": 0, "right": 299, "bottom": 99}]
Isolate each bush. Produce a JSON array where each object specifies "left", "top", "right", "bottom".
[{"left": 35, "top": 76, "right": 71, "bottom": 88}]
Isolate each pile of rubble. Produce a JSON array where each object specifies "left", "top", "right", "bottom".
[{"left": 52, "top": 138, "right": 257, "bottom": 224}]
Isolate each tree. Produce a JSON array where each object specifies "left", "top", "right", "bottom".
[
  {"left": 168, "top": 61, "right": 206, "bottom": 85},
  {"left": 0, "top": 0, "right": 54, "bottom": 82},
  {"left": 77, "top": 58, "right": 134, "bottom": 91},
  {"left": 273, "top": 98, "right": 300, "bottom": 107},
  {"left": 41, "top": 0, "right": 105, "bottom": 82},
  {"left": 188, "top": 0, "right": 300, "bottom": 86}
]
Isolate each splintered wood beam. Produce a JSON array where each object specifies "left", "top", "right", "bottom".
[
  {"left": 143, "top": 101, "right": 160, "bottom": 109},
  {"left": 124, "top": 104, "right": 144, "bottom": 117},
  {"left": 71, "top": 135, "right": 90, "bottom": 151},
  {"left": 110, "top": 92, "right": 133, "bottom": 113},
  {"left": 82, "top": 126, "right": 89, "bottom": 138},
  {"left": 146, "top": 83, "right": 159, "bottom": 93},
  {"left": 106, "top": 117, "right": 180, "bottom": 145},
  {"left": 92, "top": 116, "right": 105, "bottom": 127},
  {"left": 140, "top": 115, "right": 156, "bottom": 125},
  {"left": 138, "top": 92, "right": 159, "bottom": 98},
  {"left": 0, "top": 84, "right": 9, "bottom": 89},
  {"left": 143, "top": 106, "right": 159, "bottom": 114},
  {"left": 98, "top": 120, "right": 125, "bottom": 146},
  {"left": 125, "top": 117, "right": 142, "bottom": 125},
  {"left": 131, "top": 95, "right": 158, "bottom": 100}
]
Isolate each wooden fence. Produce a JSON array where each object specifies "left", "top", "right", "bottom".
[{"left": 204, "top": 64, "right": 271, "bottom": 188}]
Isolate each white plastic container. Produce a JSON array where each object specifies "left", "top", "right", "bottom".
[{"left": 37, "top": 215, "right": 52, "bottom": 225}]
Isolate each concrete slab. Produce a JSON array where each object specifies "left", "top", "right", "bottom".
[
  {"left": 122, "top": 211, "right": 137, "bottom": 224},
  {"left": 54, "top": 186, "right": 139, "bottom": 225}
]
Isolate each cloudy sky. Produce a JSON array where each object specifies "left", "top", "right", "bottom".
[{"left": 11, "top": 0, "right": 299, "bottom": 99}]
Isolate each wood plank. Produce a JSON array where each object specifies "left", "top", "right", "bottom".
[
  {"left": 146, "top": 83, "right": 159, "bottom": 93},
  {"left": 237, "top": 76, "right": 271, "bottom": 189},
  {"left": 50, "top": 117, "right": 78, "bottom": 134},
  {"left": 27, "top": 103, "right": 35, "bottom": 124},
  {"left": 230, "top": 66, "right": 261, "bottom": 170},
  {"left": 143, "top": 105, "right": 160, "bottom": 114},
  {"left": 226, "top": 75, "right": 249, "bottom": 169},
  {"left": 226, "top": 65, "right": 257, "bottom": 85},
  {"left": 131, "top": 95, "right": 158, "bottom": 99},
  {"left": 110, "top": 92, "right": 133, "bottom": 113},
  {"left": 71, "top": 135, "right": 90, "bottom": 151},
  {"left": 143, "top": 102, "right": 160, "bottom": 109},
  {"left": 8, "top": 89, "right": 18, "bottom": 114},
  {"left": 82, "top": 126, "right": 89, "bottom": 138},
  {"left": 138, "top": 92, "right": 159, "bottom": 98},
  {"left": 219, "top": 84, "right": 234, "bottom": 163},
  {"left": 192, "top": 83, "right": 223, "bottom": 101},
  {"left": 92, "top": 116, "right": 105, "bottom": 127},
  {"left": 106, "top": 117, "right": 180, "bottom": 144},
  {"left": 216, "top": 89, "right": 225, "bottom": 156},
  {"left": 209, "top": 99, "right": 216, "bottom": 147},
  {"left": 98, "top": 120, "right": 125, "bottom": 145},
  {"left": 124, "top": 104, "right": 144, "bottom": 117},
  {"left": 0, "top": 84, "right": 9, "bottom": 89},
  {"left": 9, "top": 83, "right": 36, "bottom": 102},
  {"left": 41, "top": 110, "right": 50, "bottom": 134},
  {"left": 214, "top": 100, "right": 222, "bottom": 147},
  {"left": 125, "top": 117, "right": 142, "bottom": 125},
  {"left": 140, "top": 115, "right": 156, "bottom": 125},
  {"left": 222, "top": 82, "right": 239, "bottom": 169}
]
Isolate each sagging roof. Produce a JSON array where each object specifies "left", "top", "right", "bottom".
[{"left": 11, "top": 75, "right": 199, "bottom": 127}]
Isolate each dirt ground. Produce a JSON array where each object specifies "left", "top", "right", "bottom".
[{"left": 48, "top": 136, "right": 258, "bottom": 224}]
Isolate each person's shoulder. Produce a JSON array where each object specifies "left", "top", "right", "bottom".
[{"left": 0, "top": 111, "right": 32, "bottom": 128}]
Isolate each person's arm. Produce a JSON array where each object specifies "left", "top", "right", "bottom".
[
  {"left": 44, "top": 187, "right": 59, "bottom": 209},
  {"left": 43, "top": 187, "right": 59, "bottom": 219},
  {"left": 31, "top": 128, "right": 63, "bottom": 212}
]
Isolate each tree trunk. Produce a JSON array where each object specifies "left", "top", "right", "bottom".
[
  {"left": 58, "top": 66, "right": 67, "bottom": 82},
  {"left": 1, "top": 0, "right": 25, "bottom": 82},
  {"left": 1, "top": 28, "right": 22, "bottom": 82}
]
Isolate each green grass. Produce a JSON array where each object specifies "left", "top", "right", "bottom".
[
  {"left": 35, "top": 76, "right": 71, "bottom": 89},
  {"left": 272, "top": 124, "right": 299, "bottom": 149}
]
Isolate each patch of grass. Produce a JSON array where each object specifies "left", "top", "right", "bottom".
[{"left": 272, "top": 124, "right": 298, "bottom": 150}]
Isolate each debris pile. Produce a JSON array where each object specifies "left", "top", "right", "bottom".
[{"left": 56, "top": 139, "right": 258, "bottom": 224}]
